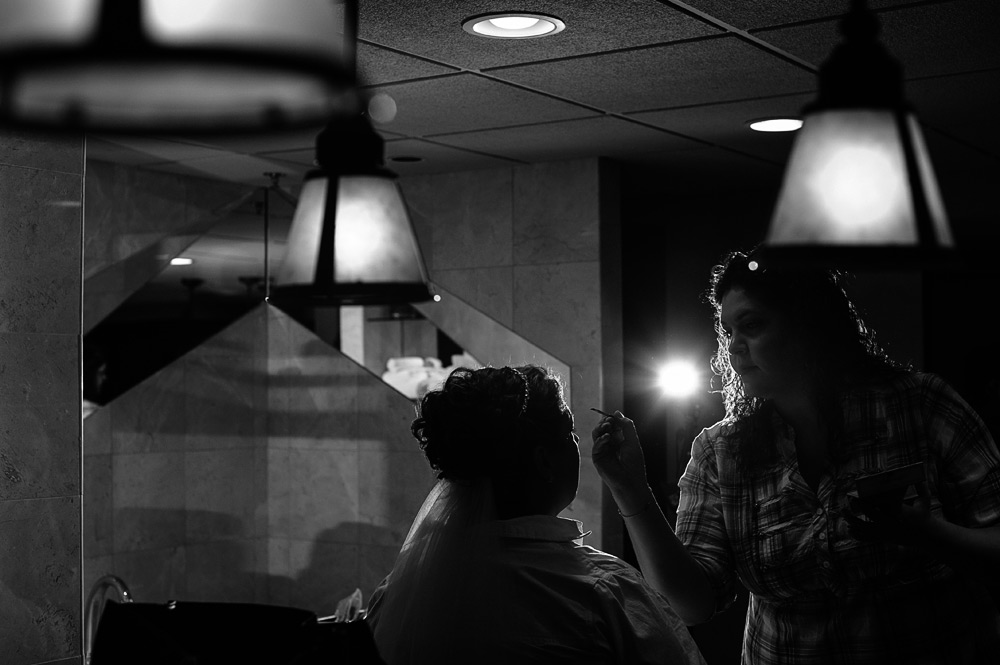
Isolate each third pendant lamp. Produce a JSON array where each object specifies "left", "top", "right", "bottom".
[
  {"left": 270, "top": 113, "right": 432, "bottom": 307},
  {"left": 763, "top": 0, "right": 955, "bottom": 269}
]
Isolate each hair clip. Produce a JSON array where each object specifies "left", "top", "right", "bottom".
[{"left": 505, "top": 367, "right": 530, "bottom": 416}]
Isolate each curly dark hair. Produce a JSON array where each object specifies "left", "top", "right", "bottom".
[
  {"left": 410, "top": 365, "right": 573, "bottom": 480},
  {"left": 705, "top": 248, "right": 907, "bottom": 451}
]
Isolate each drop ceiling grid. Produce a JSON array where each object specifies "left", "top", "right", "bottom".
[{"left": 357, "top": 0, "right": 722, "bottom": 71}]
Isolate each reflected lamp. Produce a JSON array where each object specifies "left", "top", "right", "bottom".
[
  {"left": 764, "top": 0, "right": 954, "bottom": 268},
  {"left": 270, "top": 113, "right": 432, "bottom": 306},
  {"left": 0, "top": 0, "right": 360, "bottom": 133}
]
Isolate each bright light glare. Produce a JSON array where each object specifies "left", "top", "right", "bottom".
[
  {"left": 749, "top": 118, "right": 803, "bottom": 132},
  {"left": 489, "top": 16, "right": 539, "bottom": 30},
  {"left": 813, "top": 145, "right": 900, "bottom": 231},
  {"left": 657, "top": 360, "right": 700, "bottom": 398},
  {"left": 170, "top": 257, "right": 193, "bottom": 266}
]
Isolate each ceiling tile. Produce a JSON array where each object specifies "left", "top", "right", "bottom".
[
  {"left": 385, "top": 138, "right": 521, "bottom": 174},
  {"left": 626, "top": 145, "right": 785, "bottom": 195},
  {"left": 908, "top": 70, "right": 1000, "bottom": 158},
  {"left": 487, "top": 36, "right": 816, "bottom": 113},
  {"left": 629, "top": 92, "right": 814, "bottom": 164},
  {"left": 365, "top": 73, "right": 598, "bottom": 136},
  {"left": 358, "top": 0, "right": 720, "bottom": 71},
  {"left": 429, "top": 116, "right": 706, "bottom": 163},
  {"left": 681, "top": 0, "right": 923, "bottom": 31},
  {"left": 357, "top": 42, "right": 459, "bottom": 85},
  {"left": 144, "top": 154, "right": 311, "bottom": 186},
  {"left": 754, "top": 1, "right": 1000, "bottom": 79},
  {"left": 86, "top": 135, "right": 233, "bottom": 165}
]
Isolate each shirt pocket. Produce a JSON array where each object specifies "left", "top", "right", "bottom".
[{"left": 752, "top": 492, "right": 815, "bottom": 574}]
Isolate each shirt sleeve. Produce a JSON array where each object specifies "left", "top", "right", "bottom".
[
  {"left": 675, "top": 427, "right": 740, "bottom": 615},
  {"left": 921, "top": 374, "right": 1000, "bottom": 528},
  {"left": 594, "top": 565, "right": 707, "bottom": 665}
]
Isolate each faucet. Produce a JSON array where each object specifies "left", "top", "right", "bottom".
[{"left": 83, "top": 574, "right": 133, "bottom": 665}]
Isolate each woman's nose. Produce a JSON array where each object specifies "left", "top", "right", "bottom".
[{"left": 727, "top": 333, "right": 746, "bottom": 356}]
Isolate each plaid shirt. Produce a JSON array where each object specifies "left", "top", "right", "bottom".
[{"left": 677, "top": 372, "right": 1000, "bottom": 665}]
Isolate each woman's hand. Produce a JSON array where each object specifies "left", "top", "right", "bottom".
[{"left": 591, "top": 411, "right": 650, "bottom": 502}]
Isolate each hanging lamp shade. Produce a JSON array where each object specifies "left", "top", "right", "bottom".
[
  {"left": 270, "top": 114, "right": 432, "bottom": 307},
  {"left": 763, "top": 0, "right": 955, "bottom": 268},
  {"left": 0, "top": 0, "right": 360, "bottom": 134}
]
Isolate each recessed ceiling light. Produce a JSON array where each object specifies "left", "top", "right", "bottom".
[
  {"left": 462, "top": 13, "right": 565, "bottom": 39},
  {"left": 748, "top": 118, "right": 804, "bottom": 133},
  {"left": 170, "top": 257, "right": 194, "bottom": 266}
]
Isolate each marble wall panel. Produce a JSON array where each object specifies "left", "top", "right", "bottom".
[
  {"left": 432, "top": 266, "right": 514, "bottom": 327},
  {"left": 399, "top": 174, "right": 437, "bottom": 273},
  {"left": 430, "top": 170, "right": 513, "bottom": 271},
  {"left": 267, "top": 308, "right": 360, "bottom": 449},
  {"left": 286, "top": 447, "right": 360, "bottom": 544},
  {"left": 83, "top": 402, "right": 112, "bottom": 456},
  {"left": 184, "top": 353, "right": 264, "bottom": 451},
  {"left": 512, "top": 262, "right": 601, "bottom": 369},
  {"left": 513, "top": 159, "right": 601, "bottom": 266},
  {"left": 0, "top": 404, "right": 78, "bottom": 501},
  {"left": 0, "top": 497, "right": 80, "bottom": 665},
  {"left": 413, "top": 285, "right": 571, "bottom": 404},
  {"left": 185, "top": 449, "right": 261, "bottom": 542},
  {"left": 0, "top": 130, "right": 83, "bottom": 174},
  {"left": 0, "top": 129, "right": 83, "bottom": 665},
  {"left": 0, "top": 167, "right": 83, "bottom": 335},
  {"left": 83, "top": 454, "right": 114, "bottom": 558},
  {"left": 287, "top": 539, "right": 360, "bottom": 615},
  {"left": 112, "top": 452, "right": 186, "bottom": 553},
  {"left": 357, "top": 448, "right": 435, "bottom": 548},
  {"left": 0, "top": 333, "right": 78, "bottom": 406},
  {"left": 356, "top": 374, "right": 421, "bottom": 455},
  {"left": 83, "top": 161, "right": 187, "bottom": 277},
  {"left": 110, "top": 363, "right": 186, "bottom": 455},
  {"left": 184, "top": 540, "right": 259, "bottom": 603}
]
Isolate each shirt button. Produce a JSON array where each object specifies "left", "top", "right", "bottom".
[
  {"left": 815, "top": 508, "right": 823, "bottom": 516},
  {"left": 822, "top": 561, "right": 831, "bottom": 569},
  {"left": 819, "top": 532, "right": 827, "bottom": 540}
]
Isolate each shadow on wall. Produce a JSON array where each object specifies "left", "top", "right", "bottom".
[{"left": 86, "top": 509, "right": 398, "bottom": 618}]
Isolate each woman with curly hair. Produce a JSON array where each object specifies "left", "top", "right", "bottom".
[
  {"left": 367, "top": 365, "right": 704, "bottom": 665},
  {"left": 593, "top": 248, "right": 1000, "bottom": 664}
]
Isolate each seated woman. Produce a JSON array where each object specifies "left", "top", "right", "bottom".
[{"left": 366, "top": 365, "right": 705, "bottom": 665}]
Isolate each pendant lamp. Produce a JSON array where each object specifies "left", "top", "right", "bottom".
[
  {"left": 269, "top": 113, "right": 433, "bottom": 307},
  {"left": 762, "top": 0, "right": 955, "bottom": 269},
  {"left": 0, "top": 0, "right": 360, "bottom": 134}
]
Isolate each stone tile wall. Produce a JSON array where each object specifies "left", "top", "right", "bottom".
[{"left": 0, "top": 130, "right": 85, "bottom": 665}]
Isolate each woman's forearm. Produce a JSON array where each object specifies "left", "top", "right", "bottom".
[
  {"left": 924, "top": 519, "right": 1000, "bottom": 565},
  {"left": 612, "top": 488, "right": 717, "bottom": 625}
]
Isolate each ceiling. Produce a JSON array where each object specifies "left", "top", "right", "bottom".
[{"left": 85, "top": 0, "right": 1000, "bottom": 299}]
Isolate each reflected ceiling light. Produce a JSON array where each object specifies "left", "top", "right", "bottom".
[
  {"left": 748, "top": 118, "right": 803, "bottom": 133},
  {"left": 0, "top": 0, "right": 361, "bottom": 134},
  {"left": 657, "top": 360, "right": 701, "bottom": 399},
  {"left": 462, "top": 13, "right": 565, "bottom": 39},
  {"left": 762, "top": 0, "right": 955, "bottom": 268},
  {"left": 270, "top": 112, "right": 433, "bottom": 307},
  {"left": 170, "top": 257, "right": 193, "bottom": 266}
]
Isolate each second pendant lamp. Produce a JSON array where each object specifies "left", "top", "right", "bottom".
[{"left": 270, "top": 113, "right": 433, "bottom": 307}]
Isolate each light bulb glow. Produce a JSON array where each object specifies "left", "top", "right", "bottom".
[
  {"left": 749, "top": 118, "right": 803, "bottom": 132},
  {"left": 170, "top": 257, "right": 194, "bottom": 266},
  {"left": 489, "top": 16, "right": 539, "bottom": 30},
  {"left": 657, "top": 360, "right": 700, "bottom": 399},
  {"left": 812, "top": 145, "right": 900, "bottom": 231},
  {"left": 463, "top": 13, "right": 565, "bottom": 39}
]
